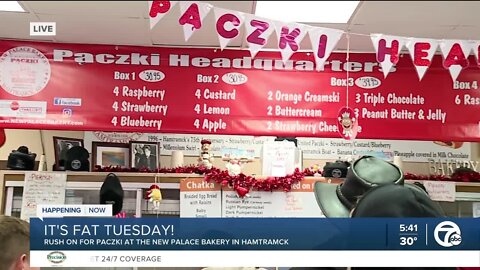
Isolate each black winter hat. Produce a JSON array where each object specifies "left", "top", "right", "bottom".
[
  {"left": 314, "top": 156, "right": 404, "bottom": 217},
  {"left": 351, "top": 184, "right": 445, "bottom": 218},
  {"left": 100, "top": 173, "right": 124, "bottom": 216}
]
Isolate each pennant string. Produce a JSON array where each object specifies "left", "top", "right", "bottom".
[{"left": 346, "top": 32, "right": 350, "bottom": 108}]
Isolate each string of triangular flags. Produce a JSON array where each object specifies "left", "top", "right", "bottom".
[{"left": 148, "top": 1, "right": 480, "bottom": 82}]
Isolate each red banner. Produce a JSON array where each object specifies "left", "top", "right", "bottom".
[{"left": 0, "top": 40, "right": 479, "bottom": 141}]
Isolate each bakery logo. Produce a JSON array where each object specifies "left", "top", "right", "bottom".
[
  {"left": 47, "top": 251, "right": 66, "bottom": 264},
  {"left": 54, "top": 97, "right": 82, "bottom": 106},
  {"left": 434, "top": 221, "right": 462, "bottom": 247},
  {"left": 0, "top": 46, "right": 51, "bottom": 97}
]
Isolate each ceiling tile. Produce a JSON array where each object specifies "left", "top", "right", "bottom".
[
  {"left": 23, "top": 1, "right": 148, "bottom": 18},
  {"left": 0, "top": 11, "right": 52, "bottom": 41},
  {"left": 36, "top": 14, "right": 151, "bottom": 46}
]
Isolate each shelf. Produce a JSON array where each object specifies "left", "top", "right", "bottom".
[
  {"left": 405, "top": 179, "right": 480, "bottom": 193},
  {"left": 0, "top": 170, "right": 198, "bottom": 183},
  {"left": 1, "top": 170, "right": 479, "bottom": 192}
]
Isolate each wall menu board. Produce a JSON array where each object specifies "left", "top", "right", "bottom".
[{"left": 1, "top": 40, "right": 480, "bottom": 141}]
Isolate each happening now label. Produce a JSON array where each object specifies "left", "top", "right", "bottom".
[{"left": 36, "top": 205, "right": 112, "bottom": 220}]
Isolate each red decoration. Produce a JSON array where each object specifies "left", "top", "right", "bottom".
[
  {"left": 204, "top": 167, "right": 307, "bottom": 197},
  {"left": 179, "top": 3, "right": 202, "bottom": 30},
  {"left": 216, "top": 13, "right": 240, "bottom": 39},
  {"left": 404, "top": 171, "right": 480, "bottom": 183},
  {"left": 443, "top": 43, "right": 469, "bottom": 69},
  {"left": 0, "top": 129, "right": 5, "bottom": 147},
  {"left": 279, "top": 26, "right": 301, "bottom": 51},
  {"left": 115, "top": 212, "right": 127, "bottom": 218},
  {"left": 377, "top": 38, "right": 400, "bottom": 64},
  {"left": 149, "top": 0, "right": 172, "bottom": 18},
  {"left": 247, "top": 19, "right": 270, "bottom": 46},
  {"left": 94, "top": 165, "right": 320, "bottom": 198},
  {"left": 413, "top": 42, "right": 431, "bottom": 66}
]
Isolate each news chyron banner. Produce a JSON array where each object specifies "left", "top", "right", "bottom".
[{"left": 31, "top": 218, "right": 480, "bottom": 267}]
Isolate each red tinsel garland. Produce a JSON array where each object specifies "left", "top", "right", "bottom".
[
  {"left": 204, "top": 167, "right": 308, "bottom": 197},
  {"left": 94, "top": 165, "right": 320, "bottom": 197},
  {"left": 93, "top": 165, "right": 480, "bottom": 197},
  {"left": 404, "top": 171, "right": 480, "bottom": 183}
]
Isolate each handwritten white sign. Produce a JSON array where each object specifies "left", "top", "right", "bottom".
[
  {"left": 423, "top": 181, "right": 456, "bottom": 202},
  {"left": 20, "top": 172, "right": 67, "bottom": 221},
  {"left": 262, "top": 141, "right": 296, "bottom": 177},
  {"left": 473, "top": 202, "right": 480, "bottom": 218}
]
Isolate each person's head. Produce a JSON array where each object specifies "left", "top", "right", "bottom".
[
  {"left": 314, "top": 156, "right": 404, "bottom": 217},
  {"left": 143, "top": 145, "right": 151, "bottom": 157},
  {"left": 0, "top": 215, "right": 39, "bottom": 270},
  {"left": 351, "top": 184, "right": 445, "bottom": 218}
]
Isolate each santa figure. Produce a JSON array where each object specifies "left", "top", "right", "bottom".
[{"left": 198, "top": 139, "right": 214, "bottom": 169}]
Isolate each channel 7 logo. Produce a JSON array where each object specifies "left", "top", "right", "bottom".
[{"left": 434, "top": 221, "right": 462, "bottom": 247}]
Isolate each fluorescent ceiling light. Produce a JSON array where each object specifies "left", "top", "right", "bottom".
[
  {"left": 0, "top": 1, "right": 25, "bottom": 12},
  {"left": 255, "top": 1, "right": 359, "bottom": 24}
]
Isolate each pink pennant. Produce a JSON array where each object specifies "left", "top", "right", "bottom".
[
  {"left": 178, "top": 1, "right": 212, "bottom": 41},
  {"left": 274, "top": 22, "right": 308, "bottom": 63},
  {"left": 406, "top": 38, "right": 438, "bottom": 81},
  {"left": 308, "top": 27, "right": 343, "bottom": 71},
  {"left": 440, "top": 40, "right": 472, "bottom": 82},
  {"left": 244, "top": 14, "right": 275, "bottom": 58},
  {"left": 213, "top": 8, "right": 245, "bottom": 50},
  {"left": 148, "top": 1, "right": 177, "bottom": 29},
  {"left": 471, "top": 41, "right": 480, "bottom": 67},
  {"left": 371, "top": 34, "right": 406, "bottom": 78}
]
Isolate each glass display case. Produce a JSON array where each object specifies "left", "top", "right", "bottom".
[
  {"left": 3, "top": 177, "right": 181, "bottom": 218},
  {"left": 438, "top": 192, "right": 480, "bottom": 217}
]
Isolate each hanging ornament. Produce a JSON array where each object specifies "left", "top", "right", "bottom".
[
  {"left": 178, "top": 1, "right": 212, "bottom": 41},
  {"left": 337, "top": 33, "right": 359, "bottom": 141},
  {"left": 440, "top": 40, "right": 473, "bottom": 82},
  {"left": 308, "top": 27, "right": 344, "bottom": 71},
  {"left": 406, "top": 38, "right": 438, "bottom": 81},
  {"left": 213, "top": 8, "right": 245, "bottom": 50},
  {"left": 273, "top": 22, "right": 308, "bottom": 63},
  {"left": 370, "top": 34, "right": 406, "bottom": 78},
  {"left": 147, "top": 184, "right": 162, "bottom": 210},
  {"left": 244, "top": 14, "right": 275, "bottom": 58},
  {"left": 148, "top": 0, "right": 178, "bottom": 29},
  {"left": 337, "top": 107, "right": 358, "bottom": 140}
]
